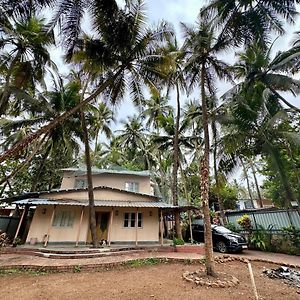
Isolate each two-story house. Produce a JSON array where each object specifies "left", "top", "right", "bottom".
[{"left": 12, "top": 167, "right": 174, "bottom": 246}]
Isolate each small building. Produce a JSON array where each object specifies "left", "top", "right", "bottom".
[{"left": 8, "top": 168, "right": 175, "bottom": 246}]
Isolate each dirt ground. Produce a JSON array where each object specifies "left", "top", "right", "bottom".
[{"left": 0, "top": 261, "right": 299, "bottom": 300}]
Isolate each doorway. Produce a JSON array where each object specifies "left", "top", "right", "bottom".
[{"left": 96, "top": 212, "right": 109, "bottom": 243}]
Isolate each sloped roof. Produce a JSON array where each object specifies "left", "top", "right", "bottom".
[
  {"left": 61, "top": 167, "right": 150, "bottom": 177},
  {"left": 14, "top": 198, "right": 176, "bottom": 209},
  {"left": 2, "top": 185, "right": 159, "bottom": 204}
]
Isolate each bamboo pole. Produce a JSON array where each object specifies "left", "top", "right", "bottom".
[
  {"left": 75, "top": 206, "right": 85, "bottom": 247},
  {"left": 108, "top": 207, "right": 114, "bottom": 246},
  {"left": 160, "top": 210, "right": 163, "bottom": 246},
  {"left": 135, "top": 208, "right": 138, "bottom": 247},
  {"left": 247, "top": 261, "right": 259, "bottom": 300},
  {"left": 14, "top": 206, "right": 26, "bottom": 241},
  {"left": 44, "top": 205, "right": 56, "bottom": 247}
]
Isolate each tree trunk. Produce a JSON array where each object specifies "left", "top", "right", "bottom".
[
  {"left": 31, "top": 141, "right": 51, "bottom": 192},
  {"left": 0, "top": 68, "right": 123, "bottom": 164},
  {"left": 249, "top": 159, "right": 263, "bottom": 208},
  {"left": 200, "top": 65, "right": 216, "bottom": 277},
  {"left": 212, "top": 123, "right": 226, "bottom": 225},
  {"left": 179, "top": 163, "right": 193, "bottom": 243},
  {"left": 81, "top": 111, "right": 98, "bottom": 248},
  {"left": 172, "top": 83, "right": 182, "bottom": 239},
  {"left": 241, "top": 158, "right": 255, "bottom": 208}
]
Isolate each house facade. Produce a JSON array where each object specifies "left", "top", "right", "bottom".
[{"left": 13, "top": 168, "right": 173, "bottom": 246}]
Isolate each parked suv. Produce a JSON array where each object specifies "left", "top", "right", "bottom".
[{"left": 188, "top": 220, "right": 248, "bottom": 253}]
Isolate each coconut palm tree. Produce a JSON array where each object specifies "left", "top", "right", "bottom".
[
  {"left": 141, "top": 94, "right": 173, "bottom": 132},
  {"left": 89, "top": 102, "right": 115, "bottom": 152},
  {"left": 116, "top": 115, "right": 148, "bottom": 165},
  {"left": 200, "top": 0, "right": 300, "bottom": 47},
  {"left": 220, "top": 43, "right": 300, "bottom": 208},
  {"left": 0, "top": 1, "right": 173, "bottom": 163},
  {"left": 182, "top": 20, "right": 232, "bottom": 276},
  {"left": 0, "top": 16, "right": 56, "bottom": 115},
  {"left": 0, "top": 76, "right": 86, "bottom": 185},
  {"left": 154, "top": 37, "right": 188, "bottom": 238}
]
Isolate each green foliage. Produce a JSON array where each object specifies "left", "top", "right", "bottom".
[
  {"left": 246, "top": 225, "right": 300, "bottom": 255},
  {"left": 73, "top": 265, "right": 82, "bottom": 273},
  {"left": 173, "top": 238, "right": 185, "bottom": 246},
  {"left": 282, "top": 225, "right": 300, "bottom": 249},
  {"left": 249, "top": 225, "right": 272, "bottom": 251},
  {"left": 210, "top": 182, "right": 239, "bottom": 210},
  {"left": 226, "top": 222, "right": 237, "bottom": 232},
  {"left": 125, "top": 258, "right": 161, "bottom": 268},
  {"left": 237, "top": 215, "right": 252, "bottom": 231},
  {"left": 261, "top": 146, "right": 300, "bottom": 208}
]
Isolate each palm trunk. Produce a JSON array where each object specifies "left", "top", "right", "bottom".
[
  {"left": 31, "top": 138, "right": 52, "bottom": 192},
  {"left": 240, "top": 158, "right": 255, "bottom": 208},
  {"left": 212, "top": 123, "right": 226, "bottom": 225},
  {"left": 200, "top": 65, "right": 216, "bottom": 276},
  {"left": 249, "top": 159, "right": 263, "bottom": 208},
  {"left": 81, "top": 111, "right": 98, "bottom": 248},
  {"left": 179, "top": 163, "right": 193, "bottom": 243},
  {"left": 173, "top": 83, "right": 182, "bottom": 239},
  {"left": 0, "top": 68, "right": 124, "bottom": 164}
]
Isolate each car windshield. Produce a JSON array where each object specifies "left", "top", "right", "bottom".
[{"left": 213, "top": 226, "right": 232, "bottom": 234}]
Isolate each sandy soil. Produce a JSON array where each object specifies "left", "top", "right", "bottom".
[{"left": 0, "top": 261, "right": 299, "bottom": 300}]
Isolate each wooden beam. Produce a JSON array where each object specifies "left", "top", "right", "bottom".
[
  {"left": 160, "top": 210, "right": 163, "bottom": 246},
  {"left": 14, "top": 206, "right": 27, "bottom": 241},
  {"left": 75, "top": 206, "right": 85, "bottom": 247},
  {"left": 108, "top": 207, "right": 114, "bottom": 246},
  {"left": 135, "top": 208, "right": 138, "bottom": 247},
  {"left": 44, "top": 205, "right": 56, "bottom": 247}
]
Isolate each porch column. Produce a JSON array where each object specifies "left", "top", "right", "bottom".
[
  {"left": 44, "top": 205, "right": 56, "bottom": 247},
  {"left": 135, "top": 208, "right": 138, "bottom": 247},
  {"left": 108, "top": 207, "right": 114, "bottom": 246},
  {"left": 14, "top": 205, "right": 27, "bottom": 241},
  {"left": 160, "top": 210, "right": 163, "bottom": 246},
  {"left": 75, "top": 206, "right": 85, "bottom": 247}
]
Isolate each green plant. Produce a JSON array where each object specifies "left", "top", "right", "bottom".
[
  {"left": 173, "top": 238, "right": 185, "bottom": 246},
  {"left": 126, "top": 258, "right": 161, "bottom": 268},
  {"left": 249, "top": 229, "right": 266, "bottom": 250},
  {"left": 249, "top": 225, "right": 274, "bottom": 251},
  {"left": 282, "top": 225, "right": 300, "bottom": 248},
  {"left": 237, "top": 214, "right": 252, "bottom": 231},
  {"left": 226, "top": 222, "right": 237, "bottom": 232},
  {"left": 12, "top": 237, "right": 22, "bottom": 246},
  {"left": 73, "top": 265, "right": 81, "bottom": 273}
]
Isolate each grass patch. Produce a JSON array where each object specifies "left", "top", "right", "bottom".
[
  {"left": 0, "top": 268, "right": 49, "bottom": 277},
  {"left": 123, "top": 257, "right": 162, "bottom": 268}
]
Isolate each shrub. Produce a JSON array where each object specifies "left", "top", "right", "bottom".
[
  {"left": 226, "top": 222, "right": 237, "bottom": 232},
  {"left": 237, "top": 214, "right": 252, "bottom": 231},
  {"left": 173, "top": 238, "right": 185, "bottom": 246}
]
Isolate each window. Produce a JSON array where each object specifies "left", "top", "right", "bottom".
[
  {"left": 52, "top": 210, "right": 75, "bottom": 227},
  {"left": 123, "top": 212, "right": 142, "bottom": 228},
  {"left": 74, "top": 179, "right": 87, "bottom": 189},
  {"left": 125, "top": 182, "right": 139, "bottom": 192}
]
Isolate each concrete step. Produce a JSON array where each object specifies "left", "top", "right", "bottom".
[{"left": 34, "top": 249, "right": 144, "bottom": 259}]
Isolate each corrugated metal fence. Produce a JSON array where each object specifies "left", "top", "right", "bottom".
[{"left": 226, "top": 209, "right": 300, "bottom": 231}]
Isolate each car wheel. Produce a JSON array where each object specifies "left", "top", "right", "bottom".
[{"left": 216, "top": 241, "right": 228, "bottom": 253}]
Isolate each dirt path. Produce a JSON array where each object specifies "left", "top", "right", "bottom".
[
  {"left": 0, "top": 250, "right": 299, "bottom": 268},
  {"left": 0, "top": 261, "right": 299, "bottom": 300}
]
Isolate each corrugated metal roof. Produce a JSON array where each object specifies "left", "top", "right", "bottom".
[
  {"left": 13, "top": 198, "right": 176, "bottom": 209},
  {"left": 61, "top": 167, "right": 150, "bottom": 177}
]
